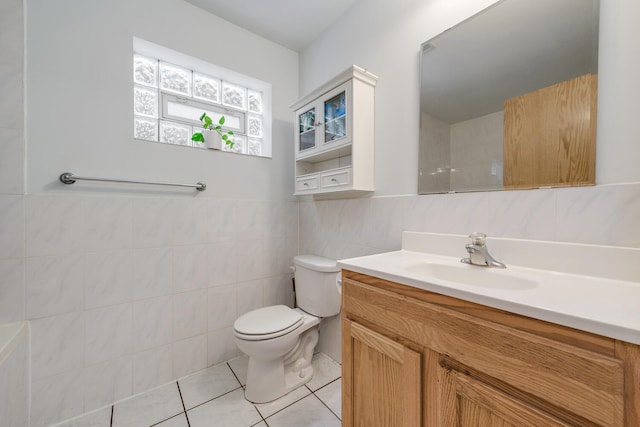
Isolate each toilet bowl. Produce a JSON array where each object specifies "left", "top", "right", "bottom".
[{"left": 233, "top": 255, "right": 341, "bottom": 403}]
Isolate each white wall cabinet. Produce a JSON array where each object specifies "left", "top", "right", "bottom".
[{"left": 291, "top": 66, "right": 377, "bottom": 196}]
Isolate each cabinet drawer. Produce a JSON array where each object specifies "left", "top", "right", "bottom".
[
  {"left": 295, "top": 174, "right": 320, "bottom": 192},
  {"left": 321, "top": 168, "right": 351, "bottom": 189}
]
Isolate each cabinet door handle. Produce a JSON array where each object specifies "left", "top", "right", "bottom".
[
  {"left": 331, "top": 178, "right": 338, "bottom": 183},
  {"left": 303, "top": 182, "right": 309, "bottom": 187},
  {"left": 314, "top": 121, "right": 323, "bottom": 127}
]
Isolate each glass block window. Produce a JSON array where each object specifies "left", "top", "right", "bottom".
[
  {"left": 134, "top": 85, "right": 158, "bottom": 118},
  {"left": 133, "top": 52, "right": 269, "bottom": 157},
  {"left": 248, "top": 90, "right": 263, "bottom": 114},
  {"left": 134, "top": 116, "right": 158, "bottom": 141},
  {"left": 222, "top": 81, "right": 246, "bottom": 110},
  {"left": 159, "top": 63, "right": 192, "bottom": 96},
  {"left": 193, "top": 73, "right": 220, "bottom": 103},
  {"left": 160, "top": 121, "right": 192, "bottom": 146},
  {"left": 133, "top": 55, "right": 158, "bottom": 87}
]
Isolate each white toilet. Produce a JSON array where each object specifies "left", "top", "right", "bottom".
[{"left": 233, "top": 254, "right": 341, "bottom": 403}]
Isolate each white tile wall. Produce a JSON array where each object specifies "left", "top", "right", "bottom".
[
  {"left": 172, "top": 334, "right": 207, "bottom": 379},
  {"left": 30, "top": 312, "right": 84, "bottom": 380},
  {"left": 84, "top": 304, "right": 133, "bottom": 366},
  {"left": 31, "top": 370, "right": 84, "bottom": 427},
  {"left": 0, "top": 259, "right": 24, "bottom": 322},
  {"left": 25, "top": 196, "right": 84, "bottom": 257},
  {"left": 172, "top": 244, "right": 208, "bottom": 293},
  {"left": 132, "top": 247, "right": 173, "bottom": 300},
  {"left": 173, "top": 290, "right": 207, "bottom": 341},
  {"left": 83, "top": 197, "right": 133, "bottom": 252},
  {"left": 0, "top": 195, "right": 24, "bottom": 259},
  {"left": 7, "top": 192, "right": 300, "bottom": 427},
  {"left": 132, "top": 296, "right": 172, "bottom": 353},
  {"left": 0, "top": 127, "right": 24, "bottom": 194},
  {"left": 207, "top": 284, "right": 237, "bottom": 331},
  {"left": 207, "top": 327, "right": 237, "bottom": 366},
  {"left": 26, "top": 255, "right": 84, "bottom": 319},
  {"left": 82, "top": 356, "right": 132, "bottom": 412},
  {"left": 132, "top": 345, "right": 173, "bottom": 394},
  {"left": 84, "top": 250, "right": 133, "bottom": 309},
  {"left": 0, "top": 324, "right": 28, "bottom": 427}
]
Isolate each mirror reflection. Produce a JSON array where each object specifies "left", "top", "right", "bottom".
[{"left": 418, "top": 0, "right": 599, "bottom": 194}]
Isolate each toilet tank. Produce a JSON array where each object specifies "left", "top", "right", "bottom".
[{"left": 293, "top": 255, "right": 341, "bottom": 317}]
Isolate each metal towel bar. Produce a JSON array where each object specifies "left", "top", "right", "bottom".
[{"left": 59, "top": 172, "right": 206, "bottom": 191}]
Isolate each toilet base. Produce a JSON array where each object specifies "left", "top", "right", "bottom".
[{"left": 244, "top": 325, "right": 319, "bottom": 403}]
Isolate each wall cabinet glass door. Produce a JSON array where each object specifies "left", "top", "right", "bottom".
[
  {"left": 294, "top": 82, "right": 352, "bottom": 160},
  {"left": 324, "top": 90, "right": 347, "bottom": 144},
  {"left": 297, "top": 106, "right": 316, "bottom": 153}
]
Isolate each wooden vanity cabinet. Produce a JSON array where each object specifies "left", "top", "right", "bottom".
[{"left": 341, "top": 270, "right": 640, "bottom": 427}]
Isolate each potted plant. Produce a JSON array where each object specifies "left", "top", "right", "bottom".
[{"left": 192, "top": 112, "right": 235, "bottom": 150}]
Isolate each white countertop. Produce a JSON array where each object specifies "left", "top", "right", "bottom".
[{"left": 338, "top": 248, "right": 640, "bottom": 345}]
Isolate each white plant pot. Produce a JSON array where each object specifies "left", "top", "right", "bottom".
[{"left": 203, "top": 129, "right": 222, "bottom": 150}]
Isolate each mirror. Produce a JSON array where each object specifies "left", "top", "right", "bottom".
[{"left": 418, "top": 0, "right": 599, "bottom": 194}]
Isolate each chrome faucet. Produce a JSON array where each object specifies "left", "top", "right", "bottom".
[{"left": 461, "top": 232, "right": 506, "bottom": 268}]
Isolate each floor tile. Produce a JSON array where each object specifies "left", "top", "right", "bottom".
[
  {"left": 178, "top": 363, "right": 242, "bottom": 409},
  {"left": 265, "top": 394, "right": 341, "bottom": 427},
  {"left": 53, "top": 406, "right": 111, "bottom": 427},
  {"left": 152, "top": 412, "right": 189, "bottom": 426},
  {"left": 227, "top": 354, "right": 249, "bottom": 386},
  {"left": 112, "top": 383, "right": 183, "bottom": 427},
  {"left": 187, "top": 388, "right": 263, "bottom": 427},
  {"left": 254, "top": 384, "right": 311, "bottom": 418},
  {"left": 305, "top": 353, "right": 341, "bottom": 391},
  {"left": 315, "top": 379, "right": 342, "bottom": 419}
]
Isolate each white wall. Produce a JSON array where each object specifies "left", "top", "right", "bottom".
[
  {"left": 301, "top": 0, "right": 640, "bottom": 195},
  {"left": 27, "top": 0, "right": 298, "bottom": 200}
]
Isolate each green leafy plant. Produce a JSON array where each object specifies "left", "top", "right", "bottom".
[{"left": 191, "top": 112, "right": 235, "bottom": 149}]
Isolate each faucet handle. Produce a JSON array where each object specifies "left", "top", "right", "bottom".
[{"left": 468, "top": 232, "right": 487, "bottom": 246}]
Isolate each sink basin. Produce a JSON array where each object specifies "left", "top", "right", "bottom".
[{"left": 405, "top": 262, "right": 538, "bottom": 290}]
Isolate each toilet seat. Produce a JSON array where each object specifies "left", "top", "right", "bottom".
[{"left": 234, "top": 305, "right": 304, "bottom": 341}]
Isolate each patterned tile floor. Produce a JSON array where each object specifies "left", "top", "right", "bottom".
[{"left": 54, "top": 353, "right": 342, "bottom": 427}]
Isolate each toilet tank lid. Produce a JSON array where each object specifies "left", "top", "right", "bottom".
[{"left": 293, "top": 255, "right": 340, "bottom": 272}]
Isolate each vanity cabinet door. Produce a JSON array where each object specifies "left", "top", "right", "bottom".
[
  {"left": 439, "top": 368, "right": 570, "bottom": 427},
  {"left": 342, "top": 319, "right": 422, "bottom": 427}
]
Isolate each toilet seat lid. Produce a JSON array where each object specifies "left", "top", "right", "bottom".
[{"left": 234, "top": 305, "right": 303, "bottom": 336}]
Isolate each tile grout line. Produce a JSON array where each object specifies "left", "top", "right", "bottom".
[
  {"left": 309, "top": 377, "right": 342, "bottom": 422},
  {"left": 227, "top": 361, "right": 243, "bottom": 388},
  {"left": 176, "top": 380, "right": 191, "bottom": 427}
]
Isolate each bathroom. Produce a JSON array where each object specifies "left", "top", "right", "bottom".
[{"left": 1, "top": 0, "right": 639, "bottom": 425}]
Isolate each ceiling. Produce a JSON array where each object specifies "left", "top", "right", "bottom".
[{"left": 183, "top": 0, "right": 358, "bottom": 51}]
